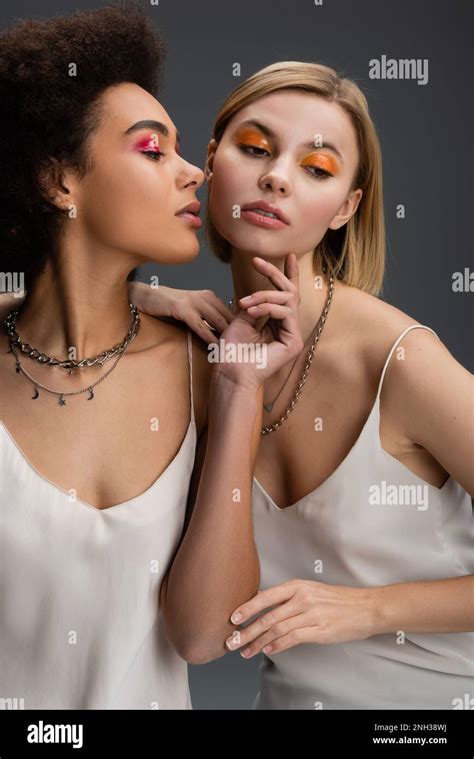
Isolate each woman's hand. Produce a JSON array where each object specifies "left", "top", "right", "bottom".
[
  {"left": 211, "top": 253, "right": 304, "bottom": 392},
  {"left": 128, "top": 281, "right": 235, "bottom": 345},
  {"left": 224, "top": 579, "right": 377, "bottom": 657}
]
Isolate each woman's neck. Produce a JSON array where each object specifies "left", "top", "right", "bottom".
[
  {"left": 229, "top": 247, "right": 333, "bottom": 342},
  {"left": 15, "top": 238, "right": 138, "bottom": 360}
]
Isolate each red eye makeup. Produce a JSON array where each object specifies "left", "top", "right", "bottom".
[{"left": 133, "top": 132, "right": 163, "bottom": 158}]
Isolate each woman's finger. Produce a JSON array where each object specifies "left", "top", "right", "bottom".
[
  {"left": 239, "top": 290, "right": 293, "bottom": 309},
  {"left": 199, "top": 291, "right": 235, "bottom": 322},
  {"left": 226, "top": 598, "right": 301, "bottom": 650},
  {"left": 241, "top": 613, "right": 318, "bottom": 657},
  {"left": 230, "top": 580, "right": 298, "bottom": 624},
  {"left": 180, "top": 310, "right": 221, "bottom": 345},
  {"left": 193, "top": 299, "right": 231, "bottom": 335},
  {"left": 251, "top": 254, "right": 298, "bottom": 295},
  {"left": 284, "top": 252, "right": 300, "bottom": 297},
  {"left": 257, "top": 622, "right": 322, "bottom": 656},
  {"left": 247, "top": 303, "right": 292, "bottom": 321}
]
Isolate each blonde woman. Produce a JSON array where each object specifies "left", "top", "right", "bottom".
[{"left": 130, "top": 62, "right": 474, "bottom": 710}]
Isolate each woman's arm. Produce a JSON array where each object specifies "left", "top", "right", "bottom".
[
  {"left": 381, "top": 326, "right": 474, "bottom": 496},
  {"left": 1, "top": 285, "right": 233, "bottom": 343},
  {"left": 221, "top": 574, "right": 474, "bottom": 660},
  {"left": 129, "top": 281, "right": 234, "bottom": 344},
  {"left": 161, "top": 380, "right": 263, "bottom": 664},
  {"left": 371, "top": 574, "right": 474, "bottom": 634},
  {"left": 160, "top": 255, "right": 304, "bottom": 664}
]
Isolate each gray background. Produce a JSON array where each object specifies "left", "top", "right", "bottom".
[{"left": 2, "top": 0, "right": 471, "bottom": 708}]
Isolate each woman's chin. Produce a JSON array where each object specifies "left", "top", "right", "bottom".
[
  {"left": 229, "top": 240, "right": 291, "bottom": 260},
  {"left": 165, "top": 245, "right": 201, "bottom": 266}
]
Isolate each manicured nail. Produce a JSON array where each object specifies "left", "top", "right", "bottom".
[
  {"left": 239, "top": 295, "right": 252, "bottom": 302},
  {"left": 231, "top": 611, "right": 242, "bottom": 623},
  {"left": 241, "top": 648, "right": 252, "bottom": 658},
  {"left": 263, "top": 645, "right": 273, "bottom": 653}
]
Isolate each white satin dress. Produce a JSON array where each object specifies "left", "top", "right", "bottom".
[
  {"left": 0, "top": 330, "right": 197, "bottom": 709},
  {"left": 251, "top": 325, "right": 474, "bottom": 709}
]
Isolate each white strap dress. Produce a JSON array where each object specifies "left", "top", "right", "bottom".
[
  {"left": 251, "top": 325, "right": 474, "bottom": 709},
  {"left": 0, "top": 330, "right": 197, "bottom": 710}
]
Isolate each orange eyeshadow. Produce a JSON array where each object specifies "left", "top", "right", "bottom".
[
  {"left": 234, "top": 127, "right": 271, "bottom": 148},
  {"left": 301, "top": 151, "right": 339, "bottom": 174}
]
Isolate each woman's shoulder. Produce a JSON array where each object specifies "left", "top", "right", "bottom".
[
  {"left": 334, "top": 281, "right": 443, "bottom": 388},
  {"left": 131, "top": 313, "right": 212, "bottom": 436},
  {"left": 336, "top": 281, "right": 434, "bottom": 350}
]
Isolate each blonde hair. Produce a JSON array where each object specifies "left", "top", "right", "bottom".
[{"left": 205, "top": 61, "right": 385, "bottom": 296}]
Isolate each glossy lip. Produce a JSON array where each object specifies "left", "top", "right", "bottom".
[
  {"left": 241, "top": 200, "right": 289, "bottom": 225},
  {"left": 175, "top": 200, "right": 201, "bottom": 217},
  {"left": 175, "top": 200, "right": 202, "bottom": 228}
]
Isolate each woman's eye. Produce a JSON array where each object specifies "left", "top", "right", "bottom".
[
  {"left": 141, "top": 149, "right": 164, "bottom": 161},
  {"left": 239, "top": 144, "right": 270, "bottom": 157},
  {"left": 304, "top": 165, "right": 331, "bottom": 179}
]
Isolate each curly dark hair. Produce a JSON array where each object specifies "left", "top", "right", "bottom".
[{"left": 0, "top": 1, "right": 166, "bottom": 290}]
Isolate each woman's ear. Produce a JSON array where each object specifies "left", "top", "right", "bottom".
[
  {"left": 205, "top": 138, "right": 218, "bottom": 180},
  {"left": 38, "top": 156, "right": 73, "bottom": 210},
  {"left": 328, "top": 188, "right": 363, "bottom": 230}
]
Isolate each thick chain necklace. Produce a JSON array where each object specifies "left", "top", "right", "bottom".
[
  {"left": 4, "top": 303, "right": 140, "bottom": 405},
  {"left": 5, "top": 302, "right": 139, "bottom": 371},
  {"left": 229, "top": 274, "right": 334, "bottom": 435}
]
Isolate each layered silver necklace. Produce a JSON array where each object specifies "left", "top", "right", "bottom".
[{"left": 4, "top": 303, "right": 140, "bottom": 406}]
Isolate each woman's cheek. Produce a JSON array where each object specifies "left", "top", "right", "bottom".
[{"left": 208, "top": 170, "right": 238, "bottom": 239}]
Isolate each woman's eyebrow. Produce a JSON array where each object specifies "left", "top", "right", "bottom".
[
  {"left": 124, "top": 119, "right": 181, "bottom": 145},
  {"left": 236, "top": 118, "right": 343, "bottom": 164}
]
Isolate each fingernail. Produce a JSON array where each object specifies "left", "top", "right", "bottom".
[
  {"left": 239, "top": 295, "right": 252, "bottom": 302},
  {"left": 241, "top": 648, "right": 252, "bottom": 658},
  {"left": 231, "top": 611, "right": 242, "bottom": 623}
]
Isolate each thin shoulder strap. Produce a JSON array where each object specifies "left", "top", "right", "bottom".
[
  {"left": 376, "top": 324, "right": 440, "bottom": 400},
  {"left": 186, "top": 329, "right": 195, "bottom": 423}
]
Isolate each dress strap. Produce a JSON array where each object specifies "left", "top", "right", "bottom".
[
  {"left": 186, "top": 330, "right": 195, "bottom": 423},
  {"left": 375, "top": 324, "right": 439, "bottom": 401}
]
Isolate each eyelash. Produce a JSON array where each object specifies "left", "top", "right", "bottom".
[
  {"left": 141, "top": 149, "right": 165, "bottom": 161},
  {"left": 238, "top": 144, "right": 332, "bottom": 179}
]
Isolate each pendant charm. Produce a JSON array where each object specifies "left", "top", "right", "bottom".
[
  {"left": 263, "top": 402, "right": 274, "bottom": 413},
  {"left": 32, "top": 385, "right": 39, "bottom": 399},
  {"left": 58, "top": 395, "right": 66, "bottom": 406},
  {"left": 87, "top": 387, "right": 94, "bottom": 400}
]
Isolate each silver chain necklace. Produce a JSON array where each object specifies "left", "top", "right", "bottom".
[
  {"left": 4, "top": 304, "right": 140, "bottom": 405},
  {"left": 229, "top": 274, "right": 334, "bottom": 435},
  {"left": 5, "top": 302, "right": 139, "bottom": 372}
]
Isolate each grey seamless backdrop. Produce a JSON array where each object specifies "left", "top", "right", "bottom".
[{"left": 1, "top": 0, "right": 471, "bottom": 709}]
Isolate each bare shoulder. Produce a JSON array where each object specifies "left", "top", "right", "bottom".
[
  {"left": 334, "top": 282, "right": 443, "bottom": 374},
  {"left": 335, "top": 283, "right": 470, "bottom": 427}
]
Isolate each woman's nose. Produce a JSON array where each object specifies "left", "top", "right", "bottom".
[{"left": 182, "top": 160, "right": 205, "bottom": 190}]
